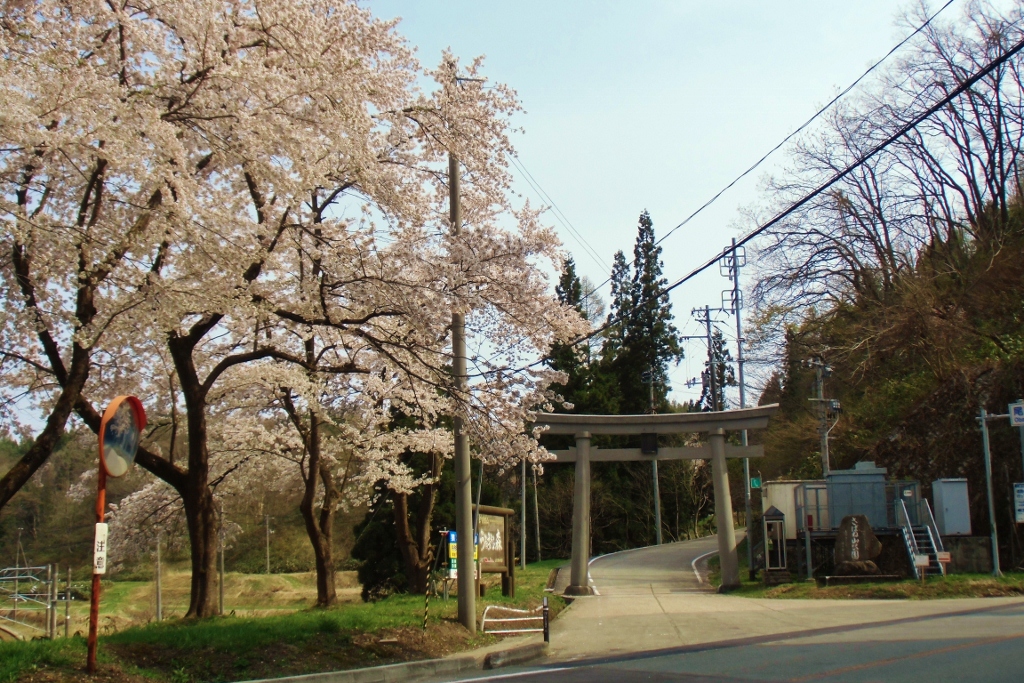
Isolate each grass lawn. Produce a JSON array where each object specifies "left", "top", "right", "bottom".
[
  {"left": 0, "top": 560, "right": 566, "bottom": 683},
  {"left": 706, "top": 539, "right": 1024, "bottom": 599}
]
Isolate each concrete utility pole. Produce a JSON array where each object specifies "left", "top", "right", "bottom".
[
  {"left": 450, "top": 151, "right": 475, "bottom": 632},
  {"left": 532, "top": 466, "right": 542, "bottom": 563},
  {"left": 520, "top": 459, "right": 527, "bottom": 569},
  {"left": 155, "top": 534, "right": 162, "bottom": 622},
  {"left": 13, "top": 528, "right": 20, "bottom": 620},
  {"left": 218, "top": 503, "right": 225, "bottom": 616},
  {"left": 703, "top": 306, "right": 718, "bottom": 412},
  {"left": 979, "top": 407, "right": 1003, "bottom": 576},
  {"left": 695, "top": 305, "right": 740, "bottom": 589},
  {"left": 644, "top": 370, "right": 663, "bottom": 545},
  {"left": 816, "top": 365, "right": 829, "bottom": 476},
  {"left": 725, "top": 239, "right": 755, "bottom": 581},
  {"left": 265, "top": 514, "right": 271, "bottom": 574},
  {"left": 804, "top": 358, "right": 832, "bottom": 477}
]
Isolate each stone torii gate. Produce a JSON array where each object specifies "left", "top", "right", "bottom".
[{"left": 534, "top": 405, "right": 778, "bottom": 595}]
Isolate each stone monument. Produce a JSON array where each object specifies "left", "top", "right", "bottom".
[{"left": 834, "top": 514, "right": 882, "bottom": 575}]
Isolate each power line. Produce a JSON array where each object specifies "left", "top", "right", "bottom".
[
  {"left": 578, "top": 0, "right": 960, "bottom": 296},
  {"left": 506, "top": 152, "right": 609, "bottom": 272},
  {"left": 654, "top": 0, "right": 959, "bottom": 248},
  {"left": 476, "top": 27, "right": 1024, "bottom": 381}
]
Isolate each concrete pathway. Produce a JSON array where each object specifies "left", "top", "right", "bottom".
[
  {"left": 440, "top": 537, "right": 1024, "bottom": 681},
  {"left": 442, "top": 540, "right": 1024, "bottom": 679},
  {"left": 546, "top": 536, "right": 1024, "bottom": 663}
]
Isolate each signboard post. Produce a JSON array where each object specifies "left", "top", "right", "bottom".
[
  {"left": 914, "top": 554, "right": 931, "bottom": 582},
  {"left": 87, "top": 396, "right": 146, "bottom": 674}
]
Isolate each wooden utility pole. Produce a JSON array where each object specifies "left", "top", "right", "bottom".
[{"left": 450, "top": 151, "right": 475, "bottom": 632}]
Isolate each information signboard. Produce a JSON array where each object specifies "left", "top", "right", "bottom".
[
  {"left": 1015, "top": 484, "right": 1024, "bottom": 524},
  {"left": 477, "top": 513, "right": 506, "bottom": 570},
  {"left": 1012, "top": 402, "right": 1024, "bottom": 427},
  {"left": 446, "top": 530, "right": 478, "bottom": 579}
]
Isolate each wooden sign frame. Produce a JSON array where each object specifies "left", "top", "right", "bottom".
[{"left": 473, "top": 504, "right": 515, "bottom": 597}]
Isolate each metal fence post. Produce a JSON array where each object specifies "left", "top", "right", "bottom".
[
  {"left": 65, "top": 566, "right": 71, "bottom": 638},
  {"left": 46, "top": 564, "right": 53, "bottom": 639},
  {"left": 50, "top": 564, "right": 57, "bottom": 638},
  {"left": 542, "top": 596, "right": 550, "bottom": 643}
]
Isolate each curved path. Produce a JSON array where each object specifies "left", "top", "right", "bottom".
[
  {"left": 448, "top": 536, "right": 1024, "bottom": 682},
  {"left": 585, "top": 535, "right": 720, "bottom": 597}
]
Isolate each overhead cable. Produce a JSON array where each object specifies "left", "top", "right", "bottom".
[{"left": 478, "top": 28, "right": 1024, "bottom": 380}]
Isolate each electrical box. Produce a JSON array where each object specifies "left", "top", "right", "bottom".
[{"left": 933, "top": 478, "right": 971, "bottom": 536}]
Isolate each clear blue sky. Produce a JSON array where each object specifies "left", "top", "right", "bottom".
[{"left": 369, "top": 0, "right": 951, "bottom": 402}]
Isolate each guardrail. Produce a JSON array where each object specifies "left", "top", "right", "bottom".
[{"left": 481, "top": 597, "right": 550, "bottom": 642}]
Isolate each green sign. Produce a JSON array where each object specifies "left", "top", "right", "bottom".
[{"left": 750, "top": 477, "right": 762, "bottom": 489}]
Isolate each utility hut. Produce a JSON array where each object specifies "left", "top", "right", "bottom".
[{"left": 762, "top": 461, "right": 960, "bottom": 581}]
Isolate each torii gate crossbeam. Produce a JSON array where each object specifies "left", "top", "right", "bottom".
[{"left": 534, "top": 404, "right": 778, "bottom": 595}]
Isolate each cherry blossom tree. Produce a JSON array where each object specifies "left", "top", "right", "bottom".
[{"left": 1, "top": 0, "right": 587, "bottom": 618}]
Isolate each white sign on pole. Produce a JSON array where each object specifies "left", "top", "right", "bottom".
[
  {"left": 1011, "top": 402, "right": 1024, "bottom": 427},
  {"left": 914, "top": 554, "right": 931, "bottom": 568},
  {"left": 1015, "top": 484, "right": 1024, "bottom": 524},
  {"left": 93, "top": 523, "right": 109, "bottom": 575}
]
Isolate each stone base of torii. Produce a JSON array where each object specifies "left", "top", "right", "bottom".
[{"left": 535, "top": 405, "right": 779, "bottom": 595}]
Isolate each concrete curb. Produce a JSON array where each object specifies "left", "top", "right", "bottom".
[
  {"left": 483, "top": 642, "right": 548, "bottom": 670},
  {"left": 237, "top": 638, "right": 550, "bottom": 683},
  {"left": 240, "top": 655, "right": 479, "bottom": 683}
]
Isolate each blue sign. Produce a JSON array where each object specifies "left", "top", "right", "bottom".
[{"left": 1011, "top": 402, "right": 1024, "bottom": 427}]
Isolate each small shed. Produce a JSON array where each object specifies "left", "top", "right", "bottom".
[
  {"left": 762, "top": 481, "right": 803, "bottom": 539},
  {"left": 827, "top": 461, "right": 888, "bottom": 529}
]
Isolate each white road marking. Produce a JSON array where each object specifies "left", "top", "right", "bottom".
[{"left": 690, "top": 549, "right": 718, "bottom": 584}]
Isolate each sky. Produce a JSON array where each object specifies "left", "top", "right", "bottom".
[{"left": 367, "top": 0, "right": 955, "bottom": 404}]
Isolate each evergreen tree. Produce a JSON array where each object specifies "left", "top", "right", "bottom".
[
  {"left": 547, "top": 257, "right": 587, "bottom": 408},
  {"left": 546, "top": 257, "right": 617, "bottom": 416},
  {"left": 696, "top": 328, "right": 736, "bottom": 412},
  {"left": 603, "top": 210, "right": 683, "bottom": 414}
]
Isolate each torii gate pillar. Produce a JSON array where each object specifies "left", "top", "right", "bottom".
[
  {"left": 567, "top": 432, "right": 592, "bottom": 594},
  {"left": 710, "top": 428, "right": 740, "bottom": 589}
]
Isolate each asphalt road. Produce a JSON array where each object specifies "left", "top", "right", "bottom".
[{"left": 447, "top": 537, "right": 1024, "bottom": 683}]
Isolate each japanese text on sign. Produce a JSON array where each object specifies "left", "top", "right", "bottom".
[{"left": 93, "top": 523, "right": 109, "bottom": 575}]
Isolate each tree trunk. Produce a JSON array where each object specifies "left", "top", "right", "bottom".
[
  {"left": 392, "top": 456, "right": 439, "bottom": 595},
  {"left": 298, "top": 413, "right": 337, "bottom": 607},
  {"left": 183, "top": 486, "right": 218, "bottom": 617},
  {"left": 393, "top": 492, "right": 429, "bottom": 593},
  {"left": 169, "top": 331, "right": 219, "bottom": 618},
  {"left": 313, "top": 464, "right": 338, "bottom": 607}
]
